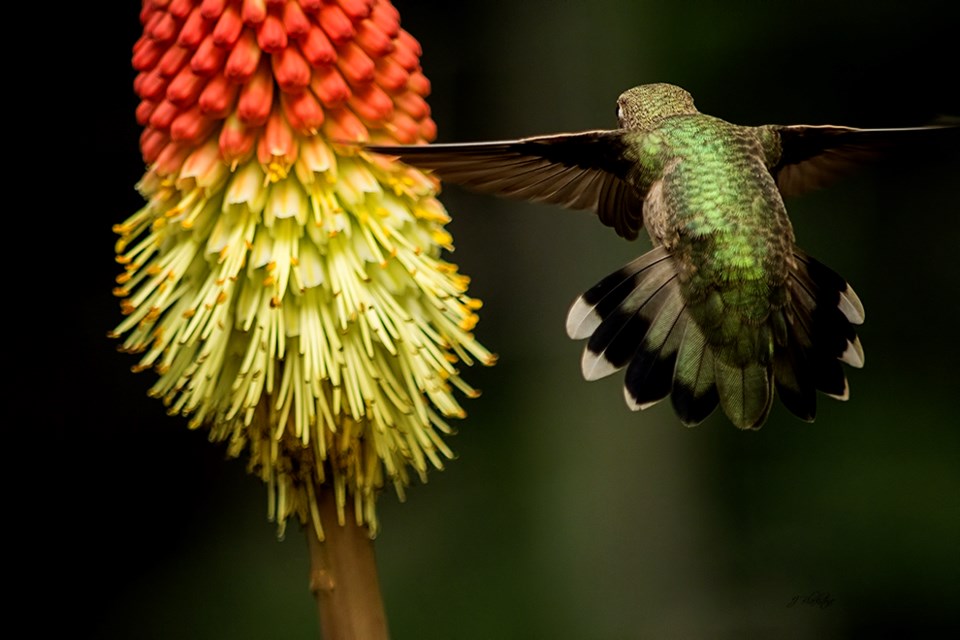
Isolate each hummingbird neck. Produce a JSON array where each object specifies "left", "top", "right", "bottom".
[{"left": 617, "top": 83, "right": 699, "bottom": 129}]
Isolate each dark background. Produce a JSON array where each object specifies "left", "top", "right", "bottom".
[{"left": 49, "top": 1, "right": 958, "bottom": 637}]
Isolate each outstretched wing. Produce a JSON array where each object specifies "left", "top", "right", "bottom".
[
  {"left": 366, "top": 130, "right": 648, "bottom": 240},
  {"left": 765, "top": 124, "right": 957, "bottom": 197}
]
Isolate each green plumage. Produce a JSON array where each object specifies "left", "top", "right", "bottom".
[{"left": 633, "top": 114, "right": 795, "bottom": 427}]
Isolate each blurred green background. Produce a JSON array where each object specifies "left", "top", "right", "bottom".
[{"left": 57, "top": 1, "right": 958, "bottom": 637}]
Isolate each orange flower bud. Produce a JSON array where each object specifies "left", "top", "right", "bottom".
[
  {"left": 350, "top": 83, "right": 393, "bottom": 122},
  {"left": 369, "top": 1, "right": 399, "bottom": 37},
  {"left": 258, "top": 105, "right": 297, "bottom": 167},
  {"left": 272, "top": 45, "right": 311, "bottom": 92},
  {"left": 283, "top": 90, "right": 325, "bottom": 133},
  {"left": 140, "top": 127, "right": 168, "bottom": 164},
  {"left": 256, "top": 13, "right": 288, "bottom": 53},
  {"left": 224, "top": 29, "right": 260, "bottom": 80},
  {"left": 338, "top": 0, "right": 373, "bottom": 21},
  {"left": 200, "top": 0, "right": 227, "bottom": 20},
  {"left": 391, "top": 31, "right": 420, "bottom": 72},
  {"left": 337, "top": 41, "right": 375, "bottom": 85},
  {"left": 191, "top": 34, "right": 227, "bottom": 75},
  {"left": 198, "top": 73, "right": 239, "bottom": 117},
  {"left": 157, "top": 43, "right": 190, "bottom": 77},
  {"left": 324, "top": 106, "right": 368, "bottom": 142},
  {"left": 311, "top": 65, "right": 351, "bottom": 108},
  {"left": 218, "top": 113, "right": 255, "bottom": 163},
  {"left": 177, "top": 6, "right": 209, "bottom": 48},
  {"left": 301, "top": 24, "right": 336, "bottom": 66},
  {"left": 356, "top": 20, "right": 393, "bottom": 57},
  {"left": 136, "top": 69, "right": 169, "bottom": 102},
  {"left": 282, "top": 0, "right": 310, "bottom": 38},
  {"left": 318, "top": 4, "right": 354, "bottom": 44},
  {"left": 136, "top": 100, "right": 157, "bottom": 126},
  {"left": 393, "top": 90, "right": 429, "bottom": 121},
  {"left": 374, "top": 56, "right": 408, "bottom": 93},
  {"left": 132, "top": 38, "right": 162, "bottom": 71},
  {"left": 168, "top": 64, "right": 207, "bottom": 106},
  {"left": 171, "top": 104, "right": 216, "bottom": 142},
  {"left": 212, "top": 4, "right": 244, "bottom": 46},
  {"left": 148, "top": 99, "right": 179, "bottom": 131},
  {"left": 237, "top": 59, "right": 273, "bottom": 125},
  {"left": 240, "top": 0, "right": 267, "bottom": 24}
]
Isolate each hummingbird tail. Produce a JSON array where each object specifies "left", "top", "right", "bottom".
[
  {"left": 566, "top": 247, "right": 863, "bottom": 428},
  {"left": 772, "top": 250, "right": 865, "bottom": 421},
  {"left": 567, "top": 247, "right": 722, "bottom": 426}
]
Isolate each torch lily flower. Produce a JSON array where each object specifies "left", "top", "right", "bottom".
[{"left": 114, "top": 0, "right": 495, "bottom": 537}]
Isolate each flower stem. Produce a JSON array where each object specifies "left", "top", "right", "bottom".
[{"left": 307, "top": 490, "right": 389, "bottom": 640}]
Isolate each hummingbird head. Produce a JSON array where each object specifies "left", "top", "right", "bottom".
[{"left": 616, "top": 83, "right": 699, "bottom": 129}]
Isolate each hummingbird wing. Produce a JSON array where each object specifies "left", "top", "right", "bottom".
[
  {"left": 767, "top": 124, "right": 956, "bottom": 197},
  {"left": 365, "top": 131, "right": 647, "bottom": 239}
]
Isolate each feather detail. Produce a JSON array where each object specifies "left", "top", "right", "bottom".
[
  {"left": 581, "top": 259, "right": 677, "bottom": 381},
  {"left": 566, "top": 247, "right": 672, "bottom": 340},
  {"left": 622, "top": 287, "right": 687, "bottom": 410},
  {"left": 671, "top": 322, "right": 719, "bottom": 426},
  {"left": 766, "top": 124, "right": 957, "bottom": 197},
  {"left": 569, "top": 247, "right": 864, "bottom": 428},
  {"left": 365, "top": 131, "right": 647, "bottom": 239},
  {"left": 714, "top": 358, "right": 775, "bottom": 430},
  {"left": 772, "top": 249, "right": 865, "bottom": 417}
]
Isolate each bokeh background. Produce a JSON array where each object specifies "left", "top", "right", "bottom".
[{"left": 54, "top": 1, "right": 958, "bottom": 637}]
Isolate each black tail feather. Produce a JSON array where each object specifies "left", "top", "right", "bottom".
[
  {"left": 567, "top": 247, "right": 864, "bottom": 428},
  {"left": 623, "top": 287, "right": 687, "bottom": 410},
  {"left": 671, "top": 322, "right": 720, "bottom": 426},
  {"left": 566, "top": 247, "right": 672, "bottom": 340},
  {"left": 781, "top": 250, "right": 863, "bottom": 410}
]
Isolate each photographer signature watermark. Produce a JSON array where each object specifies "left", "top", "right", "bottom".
[{"left": 787, "top": 590, "right": 834, "bottom": 609}]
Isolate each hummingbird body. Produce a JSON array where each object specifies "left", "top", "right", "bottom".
[
  {"left": 366, "top": 83, "right": 950, "bottom": 428},
  {"left": 609, "top": 113, "right": 798, "bottom": 426},
  {"left": 630, "top": 113, "right": 795, "bottom": 337}
]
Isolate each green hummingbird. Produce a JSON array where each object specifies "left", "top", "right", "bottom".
[{"left": 365, "top": 83, "right": 954, "bottom": 429}]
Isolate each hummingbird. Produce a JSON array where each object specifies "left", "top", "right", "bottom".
[{"left": 365, "top": 83, "right": 954, "bottom": 429}]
